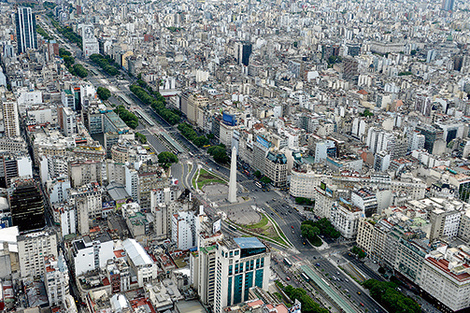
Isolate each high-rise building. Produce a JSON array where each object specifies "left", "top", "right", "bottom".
[
  {"left": 81, "top": 25, "right": 99, "bottom": 58},
  {"left": 2, "top": 98, "right": 20, "bottom": 138},
  {"left": 343, "top": 56, "right": 359, "bottom": 83},
  {"left": 17, "top": 228, "right": 58, "bottom": 278},
  {"left": 15, "top": 7, "right": 37, "bottom": 54},
  {"left": 441, "top": 0, "right": 454, "bottom": 11},
  {"left": 8, "top": 179, "right": 45, "bottom": 232},
  {"left": 44, "top": 254, "right": 70, "bottom": 307},
  {"left": 213, "top": 237, "right": 270, "bottom": 313},
  {"left": 238, "top": 42, "right": 252, "bottom": 66}
]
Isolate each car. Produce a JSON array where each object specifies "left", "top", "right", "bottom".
[
  {"left": 292, "top": 230, "right": 295, "bottom": 234},
  {"left": 286, "top": 277, "right": 291, "bottom": 281},
  {"left": 337, "top": 271, "right": 340, "bottom": 275},
  {"left": 291, "top": 226, "right": 294, "bottom": 229},
  {"left": 357, "top": 291, "right": 361, "bottom": 295},
  {"left": 315, "top": 263, "right": 320, "bottom": 266},
  {"left": 360, "top": 303, "right": 364, "bottom": 307}
]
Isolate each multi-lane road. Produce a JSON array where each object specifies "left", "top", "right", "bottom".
[{"left": 42, "top": 17, "right": 389, "bottom": 313}]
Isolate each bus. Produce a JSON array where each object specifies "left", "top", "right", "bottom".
[
  {"left": 255, "top": 181, "right": 262, "bottom": 188},
  {"left": 283, "top": 258, "right": 293, "bottom": 267},
  {"left": 301, "top": 272, "right": 310, "bottom": 282}
]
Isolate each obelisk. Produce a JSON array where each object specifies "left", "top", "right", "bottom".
[{"left": 228, "top": 146, "right": 237, "bottom": 203}]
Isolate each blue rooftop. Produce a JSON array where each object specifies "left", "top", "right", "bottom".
[{"left": 234, "top": 237, "right": 265, "bottom": 249}]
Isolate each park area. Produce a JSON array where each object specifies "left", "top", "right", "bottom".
[
  {"left": 193, "top": 168, "right": 226, "bottom": 189},
  {"left": 226, "top": 210, "right": 290, "bottom": 249}
]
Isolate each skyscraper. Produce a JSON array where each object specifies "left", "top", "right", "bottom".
[
  {"left": 442, "top": 0, "right": 454, "bottom": 11},
  {"left": 9, "top": 179, "right": 45, "bottom": 232},
  {"left": 15, "top": 7, "right": 38, "bottom": 54},
  {"left": 2, "top": 97, "right": 20, "bottom": 138},
  {"left": 213, "top": 237, "right": 270, "bottom": 313}
]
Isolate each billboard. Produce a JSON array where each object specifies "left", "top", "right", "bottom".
[
  {"left": 256, "top": 136, "right": 271, "bottom": 149},
  {"left": 222, "top": 112, "right": 236, "bottom": 126},
  {"left": 213, "top": 219, "right": 221, "bottom": 233}
]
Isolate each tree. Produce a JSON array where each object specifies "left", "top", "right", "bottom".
[
  {"left": 410, "top": 50, "right": 417, "bottom": 55},
  {"left": 73, "top": 64, "right": 88, "bottom": 78},
  {"left": 254, "top": 170, "right": 262, "bottom": 178},
  {"left": 207, "top": 133, "right": 215, "bottom": 140},
  {"left": 208, "top": 145, "right": 229, "bottom": 163},
  {"left": 158, "top": 152, "right": 178, "bottom": 168},
  {"left": 97, "top": 87, "right": 111, "bottom": 101},
  {"left": 260, "top": 176, "right": 272, "bottom": 185},
  {"left": 351, "top": 246, "right": 366, "bottom": 258}
]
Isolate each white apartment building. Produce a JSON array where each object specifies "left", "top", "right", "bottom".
[
  {"left": 18, "top": 229, "right": 58, "bottom": 278},
  {"left": 213, "top": 237, "right": 270, "bottom": 313},
  {"left": 2, "top": 99, "right": 20, "bottom": 138},
  {"left": 420, "top": 247, "right": 470, "bottom": 312},
  {"left": 313, "top": 185, "right": 335, "bottom": 219},
  {"left": 71, "top": 233, "right": 114, "bottom": 276},
  {"left": 44, "top": 254, "right": 70, "bottom": 307},
  {"left": 330, "top": 203, "right": 362, "bottom": 239},
  {"left": 171, "top": 210, "right": 197, "bottom": 251},
  {"left": 122, "top": 238, "right": 158, "bottom": 287},
  {"left": 289, "top": 170, "right": 328, "bottom": 199}
]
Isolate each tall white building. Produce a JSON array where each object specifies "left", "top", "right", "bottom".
[
  {"left": 71, "top": 233, "right": 114, "bottom": 276},
  {"left": 44, "top": 254, "right": 70, "bottom": 307},
  {"left": 2, "top": 99, "right": 20, "bottom": 138},
  {"left": 81, "top": 25, "right": 99, "bottom": 58},
  {"left": 330, "top": 203, "right": 363, "bottom": 239},
  {"left": 213, "top": 237, "right": 270, "bottom": 313},
  {"left": 171, "top": 210, "right": 197, "bottom": 250},
  {"left": 18, "top": 229, "right": 58, "bottom": 278}
]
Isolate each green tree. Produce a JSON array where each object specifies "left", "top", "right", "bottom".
[
  {"left": 96, "top": 87, "right": 111, "bottom": 101},
  {"left": 114, "top": 105, "right": 138, "bottom": 129},
  {"left": 73, "top": 64, "right": 88, "bottom": 78},
  {"left": 208, "top": 145, "right": 229, "bottom": 163},
  {"left": 254, "top": 170, "right": 262, "bottom": 178},
  {"left": 260, "top": 176, "right": 272, "bottom": 185},
  {"left": 207, "top": 133, "right": 215, "bottom": 140},
  {"left": 158, "top": 151, "right": 179, "bottom": 168},
  {"left": 410, "top": 50, "right": 417, "bottom": 55}
]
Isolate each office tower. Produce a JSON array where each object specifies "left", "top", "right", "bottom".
[
  {"left": 228, "top": 146, "right": 237, "bottom": 203},
  {"left": 15, "top": 7, "right": 37, "bottom": 54},
  {"left": 8, "top": 179, "right": 45, "bottom": 232},
  {"left": 442, "top": 0, "right": 454, "bottom": 11},
  {"left": 238, "top": 42, "right": 252, "bottom": 66},
  {"left": 343, "top": 56, "right": 359, "bottom": 83},
  {"left": 2, "top": 99, "right": 20, "bottom": 138},
  {"left": 213, "top": 237, "right": 271, "bottom": 313},
  {"left": 17, "top": 228, "right": 58, "bottom": 278},
  {"left": 81, "top": 25, "right": 99, "bottom": 58}
]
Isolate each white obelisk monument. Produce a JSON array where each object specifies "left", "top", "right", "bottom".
[{"left": 228, "top": 146, "right": 237, "bottom": 203}]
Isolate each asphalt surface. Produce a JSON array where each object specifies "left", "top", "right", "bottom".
[{"left": 42, "top": 17, "right": 392, "bottom": 313}]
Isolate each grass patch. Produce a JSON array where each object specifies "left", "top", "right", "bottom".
[
  {"left": 228, "top": 214, "right": 290, "bottom": 248},
  {"left": 197, "top": 168, "right": 225, "bottom": 189},
  {"left": 246, "top": 215, "right": 269, "bottom": 229}
]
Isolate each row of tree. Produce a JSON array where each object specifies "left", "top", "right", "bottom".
[
  {"left": 114, "top": 105, "right": 138, "bottom": 129},
  {"left": 253, "top": 171, "right": 272, "bottom": 185},
  {"left": 351, "top": 246, "right": 366, "bottom": 258},
  {"left": 363, "top": 279, "right": 420, "bottom": 313},
  {"left": 89, "top": 54, "right": 119, "bottom": 76},
  {"left": 177, "top": 123, "right": 209, "bottom": 147},
  {"left": 59, "top": 48, "right": 87, "bottom": 78},
  {"left": 47, "top": 13, "right": 82, "bottom": 49},
  {"left": 129, "top": 84, "right": 181, "bottom": 125},
  {"left": 36, "top": 25, "right": 52, "bottom": 40},
  {"left": 283, "top": 285, "right": 329, "bottom": 313},
  {"left": 96, "top": 87, "right": 111, "bottom": 101}
]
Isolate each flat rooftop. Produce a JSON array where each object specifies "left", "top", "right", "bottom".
[{"left": 234, "top": 237, "right": 265, "bottom": 249}]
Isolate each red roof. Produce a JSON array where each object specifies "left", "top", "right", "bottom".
[{"left": 426, "top": 257, "right": 470, "bottom": 282}]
